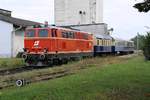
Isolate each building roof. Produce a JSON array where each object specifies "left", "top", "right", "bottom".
[
  {"left": 95, "top": 34, "right": 113, "bottom": 40},
  {"left": 0, "top": 14, "right": 41, "bottom": 27},
  {"left": 0, "top": 8, "right": 11, "bottom": 16},
  {"left": 58, "top": 23, "right": 107, "bottom": 27},
  {"left": 0, "top": 8, "right": 11, "bottom": 13}
]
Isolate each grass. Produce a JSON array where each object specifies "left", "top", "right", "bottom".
[
  {"left": 0, "top": 56, "right": 127, "bottom": 88},
  {"left": 0, "top": 55, "right": 150, "bottom": 100},
  {"left": 0, "top": 58, "right": 25, "bottom": 70}
]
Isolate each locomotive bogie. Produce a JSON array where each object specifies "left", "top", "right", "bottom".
[{"left": 23, "top": 52, "right": 93, "bottom": 66}]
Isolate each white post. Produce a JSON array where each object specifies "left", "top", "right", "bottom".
[
  {"left": 137, "top": 33, "right": 139, "bottom": 54},
  {"left": 11, "top": 31, "right": 13, "bottom": 58}
]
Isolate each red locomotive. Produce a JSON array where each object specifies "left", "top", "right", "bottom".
[{"left": 22, "top": 26, "right": 93, "bottom": 66}]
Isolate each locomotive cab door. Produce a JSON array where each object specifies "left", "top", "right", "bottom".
[{"left": 51, "top": 28, "right": 58, "bottom": 54}]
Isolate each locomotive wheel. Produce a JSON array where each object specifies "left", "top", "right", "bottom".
[
  {"left": 53, "top": 59, "right": 60, "bottom": 65},
  {"left": 62, "top": 58, "right": 68, "bottom": 64},
  {"left": 22, "top": 54, "right": 28, "bottom": 60},
  {"left": 39, "top": 54, "right": 45, "bottom": 60}
]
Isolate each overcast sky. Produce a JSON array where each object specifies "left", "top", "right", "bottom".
[{"left": 0, "top": 0, "right": 150, "bottom": 40}]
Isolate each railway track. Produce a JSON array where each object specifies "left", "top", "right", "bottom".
[
  {"left": 0, "top": 69, "right": 74, "bottom": 90},
  {"left": 0, "top": 66, "right": 34, "bottom": 76},
  {"left": 0, "top": 65, "right": 55, "bottom": 76}
]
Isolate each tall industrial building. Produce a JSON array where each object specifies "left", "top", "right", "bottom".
[{"left": 55, "top": 0, "right": 103, "bottom": 26}]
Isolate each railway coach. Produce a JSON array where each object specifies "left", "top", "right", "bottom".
[
  {"left": 22, "top": 26, "right": 93, "bottom": 66},
  {"left": 113, "top": 40, "right": 134, "bottom": 55},
  {"left": 94, "top": 34, "right": 114, "bottom": 56}
]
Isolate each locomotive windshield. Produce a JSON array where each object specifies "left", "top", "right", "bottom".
[
  {"left": 38, "top": 29, "right": 48, "bottom": 37},
  {"left": 26, "top": 30, "right": 35, "bottom": 37}
]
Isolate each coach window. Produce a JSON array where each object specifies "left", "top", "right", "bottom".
[
  {"left": 97, "top": 40, "right": 99, "bottom": 45},
  {"left": 99, "top": 39, "right": 102, "bottom": 46},
  {"left": 38, "top": 29, "right": 48, "bottom": 37},
  {"left": 26, "top": 30, "right": 35, "bottom": 37},
  {"left": 106, "top": 40, "right": 108, "bottom": 46},
  {"left": 102, "top": 40, "right": 104, "bottom": 46}
]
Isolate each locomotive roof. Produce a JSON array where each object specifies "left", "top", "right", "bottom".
[
  {"left": 95, "top": 34, "right": 113, "bottom": 40},
  {"left": 26, "top": 26, "right": 93, "bottom": 35}
]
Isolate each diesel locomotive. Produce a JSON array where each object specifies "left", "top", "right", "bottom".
[{"left": 22, "top": 26, "right": 93, "bottom": 66}]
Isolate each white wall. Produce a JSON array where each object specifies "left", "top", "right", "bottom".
[
  {"left": 96, "top": 0, "right": 103, "bottom": 23},
  {"left": 70, "top": 24, "right": 108, "bottom": 35},
  {"left": 55, "top": 0, "right": 103, "bottom": 26},
  {"left": 0, "top": 20, "right": 13, "bottom": 57},
  {"left": 13, "top": 29, "right": 24, "bottom": 57}
]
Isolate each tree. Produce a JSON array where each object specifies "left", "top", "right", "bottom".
[
  {"left": 134, "top": 0, "right": 150, "bottom": 12},
  {"left": 143, "top": 32, "right": 150, "bottom": 60},
  {"left": 131, "top": 34, "right": 145, "bottom": 50}
]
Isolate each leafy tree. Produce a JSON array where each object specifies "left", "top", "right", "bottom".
[
  {"left": 134, "top": 0, "right": 150, "bottom": 12},
  {"left": 133, "top": 1, "right": 150, "bottom": 60},
  {"left": 131, "top": 34, "right": 145, "bottom": 50},
  {"left": 143, "top": 33, "right": 150, "bottom": 60}
]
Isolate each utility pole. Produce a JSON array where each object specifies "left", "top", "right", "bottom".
[{"left": 137, "top": 32, "right": 139, "bottom": 53}]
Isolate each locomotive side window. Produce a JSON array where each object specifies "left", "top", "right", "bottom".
[
  {"left": 26, "top": 30, "right": 35, "bottom": 37},
  {"left": 68, "top": 32, "right": 75, "bottom": 39},
  {"left": 38, "top": 29, "right": 48, "bottom": 37},
  {"left": 83, "top": 33, "right": 88, "bottom": 40},
  {"left": 62, "top": 31, "right": 75, "bottom": 39},
  {"left": 62, "top": 32, "right": 68, "bottom": 38}
]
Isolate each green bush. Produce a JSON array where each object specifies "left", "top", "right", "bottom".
[
  {"left": 1, "top": 61, "right": 8, "bottom": 67},
  {"left": 0, "top": 58, "right": 25, "bottom": 70},
  {"left": 143, "top": 32, "right": 150, "bottom": 60}
]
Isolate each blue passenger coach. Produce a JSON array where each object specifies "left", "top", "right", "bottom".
[{"left": 94, "top": 34, "right": 114, "bottom": 56}]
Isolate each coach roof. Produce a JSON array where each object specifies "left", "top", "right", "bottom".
[{"left": 95, "top": 34, "right": 113, "bottom": 40}]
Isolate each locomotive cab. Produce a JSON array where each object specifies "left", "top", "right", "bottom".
[{"left": 24, "top": 28, "right": 58, "bottom": 54}]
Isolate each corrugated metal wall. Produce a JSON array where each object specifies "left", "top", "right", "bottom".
[{"left": 70, "top": 23, "right": 108, "bottom": 35}]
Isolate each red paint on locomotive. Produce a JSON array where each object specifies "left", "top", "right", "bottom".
[{"left": 24, "top": 27, "right": 93, "bottom": 55}]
